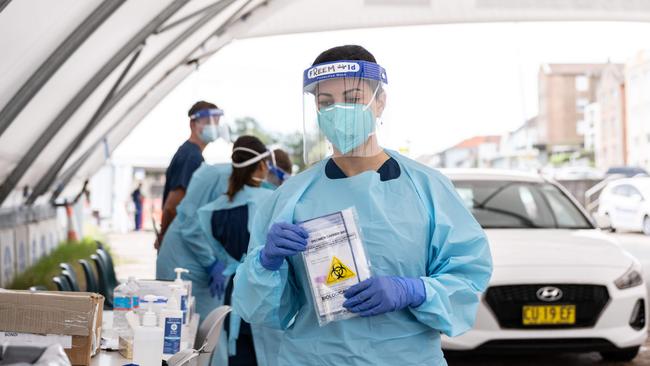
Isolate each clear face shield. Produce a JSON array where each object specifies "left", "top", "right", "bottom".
[
  {"left": 191, "top": 108, "right": 230, "bottom": 143},
  {"left": 303, "top": 61, "right": 388, "bottom": 165}
]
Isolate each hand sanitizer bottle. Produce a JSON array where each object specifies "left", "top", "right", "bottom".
[
  {"left": 174, "top": 268, "right": 190, "bottom": 325},
  {"left": 160, "top": 287, "right": 184, "bottom": 359},
  {"left": 133, "top": 295, "right": 164, "bottom": 366}
]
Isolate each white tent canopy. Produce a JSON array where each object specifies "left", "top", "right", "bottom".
[{"left": 1, "top": 0, "right": 649, "bottom": 208}]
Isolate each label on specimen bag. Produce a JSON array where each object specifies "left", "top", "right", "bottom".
[{"left": 300, "top": 207, "right": 371, "bottom": 326}]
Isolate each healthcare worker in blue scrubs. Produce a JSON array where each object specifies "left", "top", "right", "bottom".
[
  {"left": 156, "top": 101, "right": 228, "bottom": 250},
  {"left": 197, "top": 136, "right": 274, "bottom": 366},
  {"left": 232, "top": 45, "right": 493, "bottom": 366}
]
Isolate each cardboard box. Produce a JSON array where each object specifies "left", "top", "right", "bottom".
[
  {"left": 0, "top": 229, "right": 15, "bottom": 287},
  {"left": 0, "top": 290, "right": 104, "bottom": 365}
]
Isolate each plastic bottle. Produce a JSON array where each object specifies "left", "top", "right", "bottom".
[
  {"left": 174, "top": 268, "right": 190, "bottom": 324},
  {"left": 113, "top": 282, "right": 133, "bottom": 331},
  {"left": 133, "top": 295, "right": 164, "bottom": 366},
  {"left": 127, "top": 276, "right": 140, "bottom": 310},
  {"left": 160, "top": 287, "right": 183, "bottom": 358}
]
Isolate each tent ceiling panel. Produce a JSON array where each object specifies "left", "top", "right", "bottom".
[
  {"left": 18, "top": 67, "right": 125, "bottom": 186},
  {"left": 64, "top": 0, "right": 242, "bottom": 176},
  {"left": 240, "top": 0, "right": 650, "bottom": 39},
  {"left": 0, "top": 0, "right": 191, "bottom": 205},
  {"left": 52, "top": 65, "right": 197, "bottom": 203},
  {"left": 51, "top": 2, "right": 263, "bottom": 201},
  {"left": 26, "top": 0, "right": 247, "bottom": 203},
  {"left": 157, "top": 0, "right": 228, "bottom": 33},
  {"left": 0, "top": 0, "right": 100, "bottom": 108},
  {"left": 0, "top": 0, "right": 179, "bottom": 179}
]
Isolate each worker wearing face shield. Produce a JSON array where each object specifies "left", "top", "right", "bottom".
[
  {"left": 232, "top": 45, "right": 493, "bottom": 366},
  {"left": 156, "top": 101, "right": 229, "bottom": 250}
]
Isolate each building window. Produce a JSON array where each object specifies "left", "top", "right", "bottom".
[{"left": 576, "top": 76, "right": 589, "bottom": 92}]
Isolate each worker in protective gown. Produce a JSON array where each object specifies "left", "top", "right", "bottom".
[{"left": 232, "top": 45, "right": 493, "bottom": 366}]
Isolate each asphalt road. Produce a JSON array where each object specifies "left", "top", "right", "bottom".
[{"left": 448, "top": 232, "right": 650, "bottom": 366}]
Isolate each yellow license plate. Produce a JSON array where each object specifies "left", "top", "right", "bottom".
[{"left": 523, "top": 305, "right": 576, "bottom": 325}]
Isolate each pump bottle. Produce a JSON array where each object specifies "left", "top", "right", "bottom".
[
  {"left": 160, "top": 286, "right": 184, "bottom": 359},
  {"left": 174, "top": 268, "right": 190, "bottom": 324},
  {"left": 132, "top": 295, "right": 164, "bottom": 366}
]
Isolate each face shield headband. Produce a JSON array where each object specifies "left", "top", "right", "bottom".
[
  {"left": 231, "top": 147, "right": 271, "bottom": 168},
  {"left": 190, "top": 108, "right": 224, "bottom": 121},
  {"left": 303, "top": 60, "right": 388, "bottom": 93}
]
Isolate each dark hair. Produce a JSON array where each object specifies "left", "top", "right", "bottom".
[
  {"left": 227, "top": 135, "right": 267, "bottom": 201},
  {"left": 312, "top": 45, "right": 376, "bottom": 65},
  {"left": 188, "top": 101, "right": 218, "bottom": 118},
  {"left": 312, "top": 45, "right": 382, "bottom": 92},
  {"left": 272, "top": 149, "right": 292, "bottom": 173}
]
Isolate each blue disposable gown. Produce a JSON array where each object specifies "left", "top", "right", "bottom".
[
  {"left": 197, "top": 186, "right": 283, "bottom": 366},
  {"left": 156, "top": 162, "right": 232, "bottom": 365},
  {"left": 232, "top": 151, "right": 493, "bottom": 366}
]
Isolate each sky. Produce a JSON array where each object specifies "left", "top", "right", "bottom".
[{"left": 114, "top": 21, "right": 649, "bottom": 165}]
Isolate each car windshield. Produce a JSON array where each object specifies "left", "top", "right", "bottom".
[{"left": 452, "top": 180, "right": 593, "bottom": 229}]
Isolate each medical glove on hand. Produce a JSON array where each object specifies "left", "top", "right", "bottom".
[
  {"left": 342, "top": 276, "right": 426, "bottom": 317},
  {"left": 259, "top": 222, "right": 309, "bottom": 271},
  {"left": 208, "top": 260, "right": 227, "bottom": 298}
]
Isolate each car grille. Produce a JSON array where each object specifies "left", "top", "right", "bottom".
[{"left": 485, "top": 284, "right": 610, "bottom": 329}]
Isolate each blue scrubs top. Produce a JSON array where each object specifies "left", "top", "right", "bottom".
[
  {"left": 211, "top": 205, "right": 253, "bottom": 336},
  {"left": 325, "top": 157, "right": 400, "bottom": 181},
  {"left": 163, "top": 140, "right": 203, "bottom": 205}
]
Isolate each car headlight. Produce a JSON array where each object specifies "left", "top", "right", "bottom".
[{"left": 615, "top": 262, "right": 644, "bottom": 290}]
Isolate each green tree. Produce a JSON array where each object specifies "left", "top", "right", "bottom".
[
  {"left": 282, "top": 131, "right": 306, "bottom": 171},
  {"left": 232, "top": 117, "right": 277, "bottom": 145}
]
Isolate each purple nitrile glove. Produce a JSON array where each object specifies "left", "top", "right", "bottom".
[
  {"left": 259, "top": 222, "right": 309, "bottom": 271},
  {"left": 342, "top": 276, "right": 426, "bottom": 317},
  {"left": 208, "top": 259, "right": 226, "bottom": 298}
]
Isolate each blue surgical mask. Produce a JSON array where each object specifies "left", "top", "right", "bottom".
[
  {"left": 317, "top": 103, "right": 375, "bottom": 154},
  {"left": 200, "top": 125, "right": 219, "bottom": 143}
]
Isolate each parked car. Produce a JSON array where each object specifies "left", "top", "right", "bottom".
[
  {"left": 606, "top": 166, "right": 649, "bottom": 178},
  {"left": 597, "top": 177, "right": 650, "bottom": 235},
  {"left": 441, "top": 169, "right": 648, "bottom": 362}
]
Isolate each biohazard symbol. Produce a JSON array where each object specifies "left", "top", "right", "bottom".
[{"left": 326, "top": 256, "right": 356, "bottom": 285}]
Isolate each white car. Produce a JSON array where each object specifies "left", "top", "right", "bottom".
[
  {"left": 441, "top": 169, "right": 648, "bottom": 362},
  {"left": 597, "top": 177, "right": 650, "bottom": 236}
]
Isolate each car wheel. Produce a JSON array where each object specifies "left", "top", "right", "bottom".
[
  {"left": 644, "top": 216, "right": 650, "bottom": 236},
  {"left": 600, "top": 346, "right": 640, "bottom": 362}
]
